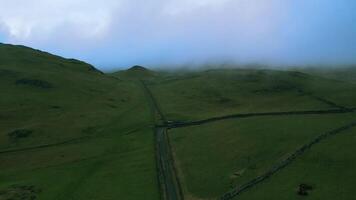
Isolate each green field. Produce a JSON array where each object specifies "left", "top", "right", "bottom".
[
  {"left": 148, "top": 69, "right": 356, "bottom": 121},
  {"left": 0, "top": 44, "right": 159, "bottom": 200},
  {"left": 237, "top": 125, "right": 356, "bottom": 200},
  {"left": 1, "top": 43, "right": 356, "bottom": 200},
  {"left": 169, "top": 114, "right": 356, "bottom": 199}
]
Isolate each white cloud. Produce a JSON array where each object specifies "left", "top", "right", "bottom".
[
  {"left": 162, "top": 0, "right": 232, "bottom": 15},
  {"left": 0, "top": 0, "right": 289, "bottom": 65},
  {"left": 0, "top": 0, "right": 121, "bottom": 42},
  {"left": 1, "top": 0, "right": 350, "bottom": 69}
]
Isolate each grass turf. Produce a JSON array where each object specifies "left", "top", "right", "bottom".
[
  {"left": 2, "top": 43, "right": 356, "bottom": 200},
  {"left": 0, "top": 43, "right": 159, "bottom": 200},
  {"left": 169, "top": 113, "right": 356, "bottom": 199},
  {"left": 147, "top": 69, "right": 355, "bottom": 121},
  {"left": 237, "top": 122, "right": 356, "bottom": 200}
]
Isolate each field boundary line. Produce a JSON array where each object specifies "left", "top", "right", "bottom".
[
  {"left": 0, "top": 128, "right": 142, "bottom": 155},
  {"left": 297, "top": 89, "right": 348, "bottom": 110},
  {"left": 165, "top": 108, "right": 356, "bottom": 129},
  {"left": 218, "top": 121, "right": 356, "bottom": 200},
  {"left": 0, "top": 136, "right": 90, "bottom": 155}
]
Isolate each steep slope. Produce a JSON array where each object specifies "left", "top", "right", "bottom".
[{"left": 0, "top": 44, "right": 159, "bottom": 200}]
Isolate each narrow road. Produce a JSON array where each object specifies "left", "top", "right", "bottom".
[
  {"left": 140, "top": 80, "right": 167, "bottom": 123},
  {"left": 156, "top": 127, "right": 184, "bottom": 200},
  {"left": 140, "top": 80, "right": 183, "bottom": 200},
  {"left": 166, "top": 108, "right": 356, "bottom": 129}
]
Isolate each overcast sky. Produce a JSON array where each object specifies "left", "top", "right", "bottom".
[{"left": 0, "top": 0, "right": 355, "bottom": 70}]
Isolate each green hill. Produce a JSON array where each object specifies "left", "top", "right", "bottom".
[
  {"left": 113, "top": 65, "right": 157, "bottom": 80},
  {"left": 1, "top": 43, "right": 356, "bottom": 200},
  {"left": 141, "top": 67, "right": 356, "bottom": 200},
  {"left": 299, "top": 66, "right": 356, "bottom": 84},
  {"left": 0, "top": 43, "right": 159, "bottom": 200},
  {"left": 145, "top": 68, "right": 356, "bottom": 121}
]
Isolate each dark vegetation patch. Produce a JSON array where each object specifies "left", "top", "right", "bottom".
[
  {"left": 297, "top": 183, "right": 313, "bottom": 196},
  {"left": 218, "top": 97, "right": 234, "bottom": 104},
  {"left": 49, "top": 105, "right": 62, "bottom": 109},
  {"left": 201, "top": 88, "right": 222, "bottom": 99},
  {"left": 89, "top": 88, "right": 103, "bottom": 93},
  {"left": 8, "top": 129, "right": 33, "bottom": 141},
  {"left": 0, "top": 69, "right": 18, "bottom": 77},
  {"left": 107, "top": 104, "right": 118, "bottom": 109},
  {"left": 0, "top": 185, "right": 41, "bottom": 200},
  {"left": 289, "top": 71, "right": 309, "bottom": 79},
  {"left": 253, "top": 81, "right": 299, "bottom": 94},
  {"left": 15, "top": 79, "right": 53, "bottom": 89},
  {"left": 82, "top": 126, "right": 99, "bottom": 135}
]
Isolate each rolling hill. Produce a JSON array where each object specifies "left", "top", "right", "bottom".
[
  {"left": 0, "top": 43, "right": 159, "bottom": 200},
  {"left": 1, "top": 43, "right": 356, "bottom": 200}
]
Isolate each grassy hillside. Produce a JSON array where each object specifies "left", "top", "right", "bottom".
[
  {"left": 2, "top": 43, "right": 356, "bottom": 200},
  {"left": 133, "top": 66, "right": 356, "bottom": 200},
  {"left": 147, "top": 69, "right": 356, "bottom": 121},
  {"left": 299, "top": 66, "right": 356, "bottom": 84},
  {"left": 0, "top": 44, "right": 159, "bottom": 200}
]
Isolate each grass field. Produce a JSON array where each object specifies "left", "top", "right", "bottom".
[
  {"left": 169, "top": 114, "right": 356, "bottom": 199},
  {"left": 237, "top": 124, "right": 356, "bottom": 200},
  {"left": 298, "top": 66, "right": 356, "bottom": 84},
  {"left": 148, "top": 69, "right": 356, "bottom": 121},
  {"left": 1, "top": 43, "right": 356, "bottom": 200},
  {"left": 0, "top": 44, "right": 159, "bottom": 200}
]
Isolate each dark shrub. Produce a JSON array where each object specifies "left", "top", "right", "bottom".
[
  {"left": 8, "top": 129, "right": 33, "bottom": 140},
  {"left": 15, "top": 78, "right": 53, "bottom": 89}
]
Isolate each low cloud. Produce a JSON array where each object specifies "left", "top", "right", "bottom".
[{"left": 0, "top": 0, "right": 355, "bottom": 70}]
